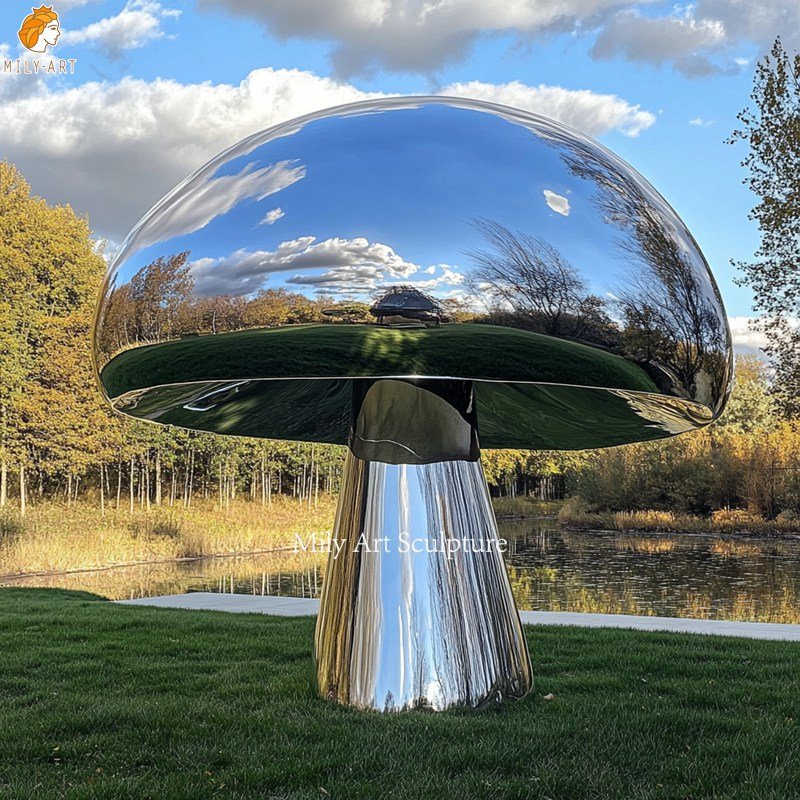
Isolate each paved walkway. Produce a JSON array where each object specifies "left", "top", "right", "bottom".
[{"left": 118, "top": 593, "right": 800, "bottom": 642}]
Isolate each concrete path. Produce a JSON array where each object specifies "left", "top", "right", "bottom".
[{"left": 118, "top": 593, "right": 800, "bottom": 642}]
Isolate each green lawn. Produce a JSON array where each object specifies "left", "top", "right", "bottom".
[{"left": 1, "top": 590, "right": 798, "bottom": 799}]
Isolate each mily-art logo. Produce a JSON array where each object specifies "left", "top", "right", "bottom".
[{"left": 4, "top": 6, "right": 76, "bottom": 74}]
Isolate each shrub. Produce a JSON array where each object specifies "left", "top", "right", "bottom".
[{"left": 0, "top": 511, "right": 24, "bottom": 544}]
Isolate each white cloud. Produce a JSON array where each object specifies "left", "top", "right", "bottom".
[
  {"left": 442, "top": 80, "right": 655, "bottom": 137},
  {"left": 410, "top": 265, "right": 465, "bottom": 288},
  {"left": 199, "top": 0, "right": 800, "bottom": 77},
  {"left": 197, "top": 0, "right": 634, "bottom": 76},
  {"left": 0, "top": 68, "right": 379, "bottom": 239},
  {"left": 191, "top": 236, "right": 420, "bottom": 296},
  {"left": 0, "top": 68, "right": 656, "bottom": 241},
  {"left": 259, "top": 207, "right": 285, "bottom": 225},
  {"left": 728, "top": 317, "right": 768, "bottom": 356},
  {"left": 591, "top": 9, "right": 727, "bottom": 77},
  {"left": 543, "top": 189, "right": 571, "bottom": 216},
  {"left": 696, "top": 0, "right": 800, "bottom": 50},
  {"left": 590, "top": 2, "right": 800, "bottom": 77},
  {"left": 689, "top": 117, "right": 714, "bottom": 127},
  {"left": 61, "top": 0, "right": 181, "bottom": 54}
]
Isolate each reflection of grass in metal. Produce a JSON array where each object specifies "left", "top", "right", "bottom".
[{"left": 102, "top": 323, "right": 658, "bottom": 396}]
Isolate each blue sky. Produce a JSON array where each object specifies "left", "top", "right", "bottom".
[{"left": 1, "top": 0, "right": 796, "bottom": 347}]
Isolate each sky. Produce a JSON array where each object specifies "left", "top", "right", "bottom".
[{"left": 1, "top": 0, "right": 798, "bottom": 354}]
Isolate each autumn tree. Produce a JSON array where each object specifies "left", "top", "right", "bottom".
[{"left": 0, "top": 161, "right": 109, "bottom": 512}]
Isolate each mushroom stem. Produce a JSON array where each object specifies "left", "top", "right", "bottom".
[{"left": 314, "top": 378, "right": 532, "bottom": 711}]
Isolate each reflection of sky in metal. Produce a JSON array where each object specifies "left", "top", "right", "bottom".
[{"left": 109, "top": 100, "right": 719, "bottom": 308}]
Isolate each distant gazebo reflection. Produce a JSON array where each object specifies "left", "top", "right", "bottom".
[{"left": 370, "top": 286, "right": 448, "bottom": 327}]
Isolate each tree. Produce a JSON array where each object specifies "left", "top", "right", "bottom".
[
  {"left": 129, "top": 252, "right": 193, "bottom": 343},
  {"left": 717, "top": 355, "right": 775, "bottom": 433},
  {"left": 729, "top": 38, "right": 800, "bottom": 411},
  {"left": 466, "top": 218, "right": 613, "bottom": 342},
  {"left": 0, "top": 161, "right": 109, "bottom": 512}
]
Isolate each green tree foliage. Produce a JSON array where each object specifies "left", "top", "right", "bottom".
[
  {"left": 730, "top": 38, "right": 800, "bottom": 411},
  {"left": 0, "top": 161, "right": 110, "bottom": 511}
]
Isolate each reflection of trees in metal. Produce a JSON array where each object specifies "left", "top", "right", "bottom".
[
  {"left": 466, "top": 219, "right": 616, "bottom": 346},
  {"left": 99, "top": 252, "right": 192, "bottom": 358},
  {"left": 559, "top": 140, "right": 729, "bottom": 404},
  {"left": 97, "top": 256, "right": 330, "bottom": 364}
]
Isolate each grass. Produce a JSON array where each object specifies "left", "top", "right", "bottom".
[
  {"left": 491, "top": 496, "right": 562, "bottom": 518},
  {"left": 0, "top": 495, "right": 542, "bottom": 579},
  {"left": 1, "top": 589, "right": 799, "bottom": 799},
  {"left": 559, "top": 501, "right": 800, "bottom": 536},
  {"left": 99, "top": 324, "right": 690, "bottom": 450},
  {"left": 101, "top": 323, "right": 658, "bottom": 397},
  {"left": 100, "top": 323, "right": 682, "bottom": 451},
  {"left": 0, "top": 498, "right": 335, "bottom": 577}
]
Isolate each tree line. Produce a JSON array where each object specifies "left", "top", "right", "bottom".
[
  {"left": 1, "top": 39, "right": 796, "bottom": 519},
  {"left": 0, "top": 160, "right": 574, "bottom": 516}
]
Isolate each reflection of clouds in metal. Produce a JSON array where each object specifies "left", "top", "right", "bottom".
[
  {"left": 95, "top": 97, "right": 731, "bottom": 444},
  {"left": 543, "top": 189, "right": 570, "bottom": 216},
  {"left": 190, "top": 236, "right": 420, "bottom": 297},
  {"left": 375, "top": 266, "right": 465, "bottom": 295},
  {"left": 126, "top": 160, "right": 306, "bottom": 254},
  {"left": 91, "top": 97, "right": 733, "bottom": 714}
]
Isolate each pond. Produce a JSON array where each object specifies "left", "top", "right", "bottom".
[{"left": 4, "top": 518, "right": 800, "bottom": 623}]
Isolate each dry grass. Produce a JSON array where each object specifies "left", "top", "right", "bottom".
[
  {"left": 559, "top": 498, "right": 800, "bottom": 536},
  {"left": 492, "top": 496, "right": 562, "bottom": 518},
  {"left": 0, "top": 497, "right": 336, "bottom": 577},
  {"left": 2, "top": 548, "right": 328, "bottom": 600}
]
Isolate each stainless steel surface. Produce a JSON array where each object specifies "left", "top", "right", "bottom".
[
  {"left": 315, "top": 453, "right": 532, "bottom": 711},
  {"left": 93, "top": 96, "right": 732, "bottom": 450},
  {"left": 90, "top": 96, "right": 732, "bottom": 712},
  {"left": 315, "top": 378, "right": 530, "bottom": 711},
  {"left": 350, "top": 378, "right": 479, "bottom": 464}
]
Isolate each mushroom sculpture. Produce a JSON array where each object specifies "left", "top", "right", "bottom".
[{"left": 93, "top": 98, "right": 732, "bottom": 712}]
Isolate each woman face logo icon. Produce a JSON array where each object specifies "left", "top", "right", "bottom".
[{"left": 18, "top": 6, "right": 61, "bottom": 54}]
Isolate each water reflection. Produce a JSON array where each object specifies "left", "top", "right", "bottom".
[{"left": 4, "top": 519, "right": 800, "bottom": 624}]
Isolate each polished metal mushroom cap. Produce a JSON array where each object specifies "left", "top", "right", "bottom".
[{"left": 93, "top": 97, "right": 732, "bottom": 450}]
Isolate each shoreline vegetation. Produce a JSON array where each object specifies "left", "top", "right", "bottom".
[
  {"left": 3, "top": 494, "right": 800, "bottom": 584},
  {"left": 558, "top": 498, "right": 800, "bottom": 537},
  {"left": 0, "top": 497, "right": 336, "bottom": 578}
]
